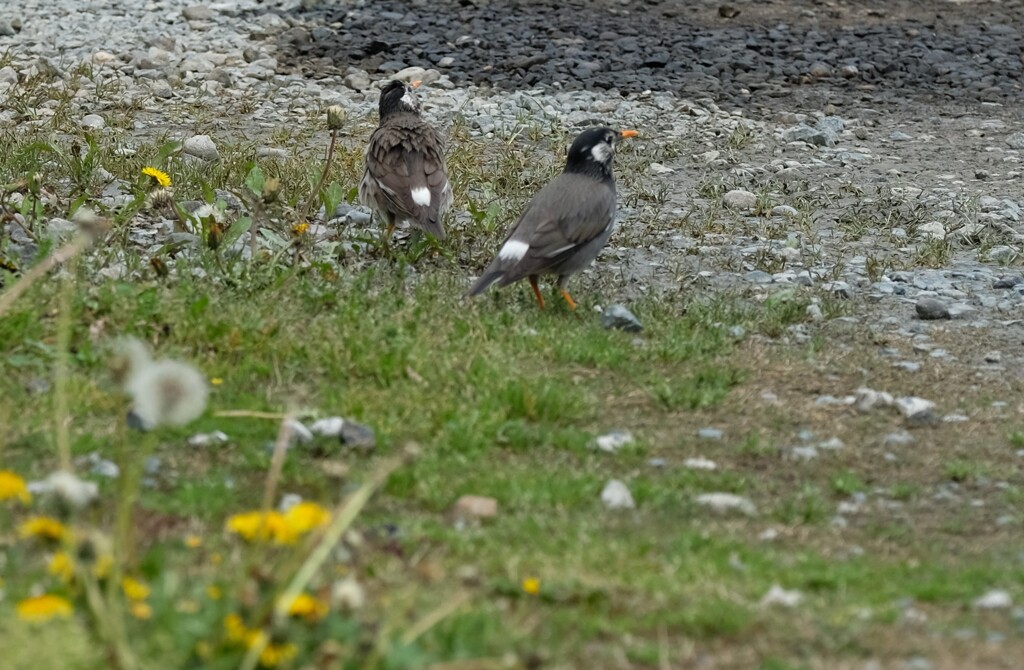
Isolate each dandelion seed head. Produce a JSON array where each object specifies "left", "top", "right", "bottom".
[{"left": 128, "top": 360, "right": 208, "bottom": 428}]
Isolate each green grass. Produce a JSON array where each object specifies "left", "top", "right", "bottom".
[{"left": 3, "top": 68, "right": 1024, "bottom": 669}]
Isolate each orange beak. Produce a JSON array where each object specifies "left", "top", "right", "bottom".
[
  {"left": 410, "top": 80, "right": 423, "bottom": 88},
  {"left": 619, "top": 129, "right": 638, "bottom": 139}
]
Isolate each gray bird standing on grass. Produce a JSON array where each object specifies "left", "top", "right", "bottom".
[
  {"left": 359, "top": 80, "right": 452, "bottom": 241},
  {"left": 466, "top": 126, "right": 637, "bottom": 309}
]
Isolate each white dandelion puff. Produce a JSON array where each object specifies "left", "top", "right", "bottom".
[
  {"left": 28, "top": 470, "right": 99, "bottom": 509},
  {"left": 114, "top": 337, "right": 208, "bottom": 430}
]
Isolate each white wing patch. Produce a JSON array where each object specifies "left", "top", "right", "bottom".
[
  {"left": 411, "top": 186, "right": 431, "bottom": 207},
  {"left": 498, "top": 239, "right": 530, "bottom": 262}
]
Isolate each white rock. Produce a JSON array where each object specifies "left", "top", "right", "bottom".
[
  {"left": 854, "top": 387, "right": 894, "bottom": 412},
  {"left": 695, "top": 493, "right": 757, "bottom": 515},
  {"left": 285, "top": 419, "right": 313, "bottom": 444},
  {"left": 81, "top": 114, "right": 106, "bottom": 130},
  {"left": 183, "top": 134, "right": 219, "bottom": 161},
  {"left": 393, "top": 66, "right": 441, "bottom": 85},
  {"left": 974, "top": 590, "right": 1012, "bottom": 609},
  {"left": 278, "top": 493, "right": 302, "bottom": 512},
  {"left": 601, "top": 479, "right": 635, "bottom": 509},
  {"left": 917, "top": 221, "right": 946, "bottom": 241},
  {"left": 649, "top": 162, "right": 675, "bottom": 175},
  {"left": 309, "top": 416, "right": 345, "bottom": 437},
  {"left": 594, "top": 430, "right": 633, "bottom": 453},
  {"left": 895, "top": 396, "right": 936, "bottom": 419},
  {"left": 187, "top": 430, "right": 229, "bottom": 447},
  {"left": 723, "top": 189, "right": 757, "bottom": 210},
  {"left": 760, "top": 584, "right": 804, "bottom": 608},
  {"left": 771, "top": 205, "right": 799, "bottom": 218},
  {"left": 683, "top": 457, "right": 717, "bottom": 470}
]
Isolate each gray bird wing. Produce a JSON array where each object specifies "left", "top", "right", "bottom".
[
  {"left": 479, "top": 173, "right": 615, "bottom": 289},
  {"left": 364, "top": 116, "right": 449, "bottom": 236}
]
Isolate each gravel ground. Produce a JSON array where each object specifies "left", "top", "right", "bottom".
[{"left": 2, "top": 0, "right": 1023, "bottom": 349}]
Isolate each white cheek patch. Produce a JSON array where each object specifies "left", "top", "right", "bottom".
[
  {"left": 498, "top": 239, "right": 529, "bottom": 262},
  {"left": 590, "top": 142, "right": 612, "bottom": 162},
  {"left": 400, "top": 92, "right": 417, "bottom": 109},
  {"left": 410, "top": 187, "right": 431, "bottom": 206}
]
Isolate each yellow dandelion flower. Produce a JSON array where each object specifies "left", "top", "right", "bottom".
[
  {"left": 225, "top": 511, "right": 298, "bottom": 545},
  {"left": 284, "top": 502, "right": 330, "bottom": 536},
  {"left": 211, "top": 552, "right": 222, "bottom": 565},
  {"left": 210, "top": 378, "right": 223, "bottom": 387},
  {"left": 19, "top": 516, "right": 68, "bottom": 542},
  {"left": 260, "top": 641, "right": 298, "bottom": 667},
  {"left": 184, "top": 534, "right": 203, "bottom": 548},
  {"left": 281, "top": 592, "right": 328, "bottom": 622},
  {"left": 122, "top": 576, "right": 150, "bottom": 601},
  {"left": 224, "top": 613, "right": 249, "bottom": 643},
  {"left": 16, "top": 594, "right": 74, "bottom": 622},
  {"left": 92, "top": 554, "right": 113, "bottom": 579},
  {"left": 522, "top": 577, "right": 541, "bottom": 596},
  {"left": 0, "top": 470, "right": 32, "bottom": 504},
  {"left": 130, "top": 601, "right": 153, "bottom": 620},
  {"left": 206, "top": 585, "right": 222, "bottom": 601},
  {"left": 48, "top": 552, "right": 76, "bottom": 583},
  {"left": 142, "top": 167, "right": 172, "bottom": 188},
  {"left": 291, "top": 222, "right": 309, "bottom": 237}
]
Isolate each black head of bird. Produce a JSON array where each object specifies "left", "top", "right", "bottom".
[
  {"left": 378, "top": 79, "right": 421, "bottom": 118},
  {"left": 466, "top": 126, "right": 638, "bottom": 310},
  {"left": 358, "top": 78, "right": 452, "bottom": 242}
]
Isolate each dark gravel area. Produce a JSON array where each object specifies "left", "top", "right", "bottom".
[{"left": 274, "top": 0, "right": 1024, "bottom": 111}]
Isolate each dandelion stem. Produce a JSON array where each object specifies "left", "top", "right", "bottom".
[
  {"left": 298, "top": 128, "right": 337, "bottom": 220},
  {"left": 399, "top": 591, "right": 472, "bottom": 646},
  {"left": 53, "top": 260, "right": 76, "bottom": 471},
  {"left": 261, "top": 414, "right": 295, "bottom": 515}
]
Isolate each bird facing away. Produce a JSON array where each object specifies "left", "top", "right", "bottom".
[
  {"left": 359, "top": 79, "right": 452, "bottom": 241},
  {"left": 466, "top": 127, "right": 637, "bottom": 309}
]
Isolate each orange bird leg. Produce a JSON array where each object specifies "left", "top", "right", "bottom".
[
  {"left": 559, "top": 288, "right": 577, "bottom": 311},
  {"left": 528, "top": 276, "right": 545, "bottom": 310}
]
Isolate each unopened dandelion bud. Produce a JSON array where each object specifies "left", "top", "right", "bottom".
[{"left": 326, "top": 105, "right": 346, "bottom": 131}]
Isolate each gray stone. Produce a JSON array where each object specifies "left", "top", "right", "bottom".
[
  {"left": 723, "top": 189, "right": 757, "bottom": 210},
  {"left": 339, "top": 420, "right": 376, "bottom": 450},
  {"left": 344, "top": 70, "right": 371, "bottom": 91},
  {"left": 183, "top": 134, "right": 219, "bottom": 161},
  {"left": 183, "top": 5, "right": 216, "bottom": 21},
  {"left": 783, "top": 124, "right": 836, "bottom": 146},
  {"left": 771, "top": 205, "right": 799, "bottom": 218},
  {"left": 697, "top": 427, "right": 723, "bottom": 440},
  {"left": 601, "top": 304, "right": 642, "bottom": 332},
  {"left": 987, "top": 245, "right": 1017, "bottom": 262},
  {"left": 890, "top": 130, "right": 913, "bottom": 141},
  {"left": 1007, "top": 132, "right": 1024, "bottom": 150},
  {"left": 915, "top": 297, "right": 950, "bottom": 320},
  {"left": 0, "top": 66, "right": 17, "bottom": 85},
  {"left": 393, "top": 66, "right": 441, "bottom": 85},
  {"left": 745, "top": 270, "right": 774, "bottom": 284}
]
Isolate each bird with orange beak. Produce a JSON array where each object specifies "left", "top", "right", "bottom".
[
  {"left": 467, "top": 127, "right": 638, "bottom": 309},
  {"left": 359, "top": 79, "right": 452, "bottom": 242}
]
